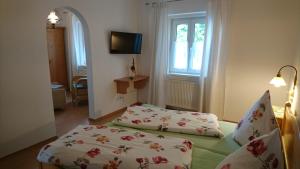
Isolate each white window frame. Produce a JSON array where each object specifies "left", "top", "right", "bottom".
[{"left": 168, "top": 14, "right": 206, "bottom": 76}]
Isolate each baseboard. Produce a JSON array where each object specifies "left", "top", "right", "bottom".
[
  {"left": 0, "top": 122, "right": 56, "bottom": 158},
  {"left": 0, "top": 136, "right": 57, "bottom": 160},
  {"left": 222, "top": 119, "right": 238, "bottom": 123},
  {"left": 166, "top": 105, "right": 198, "bottom": 112},
  {"left": 89, "top": 102, "right": 142, "bottom": 122},
  {"left": 89, "top": 107, "right": 127, "bottom": 122}
]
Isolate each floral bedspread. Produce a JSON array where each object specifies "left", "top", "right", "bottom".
[
  {"left": 37, "top": 125, "right": 192, "bottom": 169},
  {"left": 113, "top": 106, "right": 224, "bottom": 138}
]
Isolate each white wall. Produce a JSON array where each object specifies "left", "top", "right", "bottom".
[
  {"left": 86, "top": 1, "right": 139, "bottom": 119},
  {"left": 0, "top": 0, "right": 57, "bottom": 158},
  {"left": 0, "top": 0, "right": 139, "bottom": 158},
  {"left": 168, "top": 0, "right": 208, "bottom": 15},
  {"left": 223, "top": 0, "right": 300, "bottom": 122}
]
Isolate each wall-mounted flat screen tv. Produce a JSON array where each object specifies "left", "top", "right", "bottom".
[{"left": 110, "top": 31, "right": 142, "bottom": 54}]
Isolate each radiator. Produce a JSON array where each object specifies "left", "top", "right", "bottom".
[{"left": 166, "top": 79, "right": 199, "bottom": 110}]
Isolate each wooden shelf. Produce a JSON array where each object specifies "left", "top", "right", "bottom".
[{"left": 114, "top": 75, "right": 149, "bottom": 94}]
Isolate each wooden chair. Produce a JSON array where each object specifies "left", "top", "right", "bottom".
[{"left": 71, "top": 76, "right": 88, "bottom": 105}]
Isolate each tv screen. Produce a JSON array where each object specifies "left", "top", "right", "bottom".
[{"left": 110, "top": 31, "right": 142, "bottom": 54}]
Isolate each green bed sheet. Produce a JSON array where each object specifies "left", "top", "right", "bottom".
[{"left": 191, "top": 147, "right": 226, "bottom": 169}]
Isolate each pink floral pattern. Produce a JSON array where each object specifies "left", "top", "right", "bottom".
[
  {"left": 86, "top": 148, "right": 100, "bottom": 158},
  {"left": 114, "top": 105, "right": 224, "bottom": 137},
  {"left": 216, "top": 129, "right": 283, "bottom": 169},
  {"left": 177, "top": 121, "right": 186, "bottom": 127},
  {"left": 174, "top": 165, "right": 188, "bottom": 169},
  {"left": 37, "top": 125, "right": 192, "bottom": 169},
  {"left": 247, "top": 139, "right": 267, "bottom": 157},
  {"left": 221, "top": 164, "right": 231, "bottom": 169},
  {"left": 132, "top": 119, "right": 142, "bottom": 124},
  {"left": 121, "top": 135, "right": 135, "bottom": 141},
  {"left": 233, "top": 90, "right": 278, "bottom": 145},
  {"left": 76, "top": 140, "right": 84, "bottom": 144},
  {"left": 152, "top": 156, "right": 168, "bottom": 164},
  {"left": 183, "top": 140, "right": 192, "bottom": 150},
  {"left": 96, "top": 125, "right": 108, "bottom": 129},
  {"left": 174, "top": 140, "right": 193, "bottom": 153},
  {"left": 251, "top": 109, "right": 264, "bottom": 121}
]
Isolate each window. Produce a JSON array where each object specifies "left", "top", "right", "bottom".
[
  {"left": 169, "top": 16, "right": 206, "bottom": 76},
  {"left": 72, "top": 14, "right": 87, "bottom": 67}
]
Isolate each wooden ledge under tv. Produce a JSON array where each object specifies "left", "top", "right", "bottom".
[{"left": 114, "top": 75, "right": 149, "bottom": 94}]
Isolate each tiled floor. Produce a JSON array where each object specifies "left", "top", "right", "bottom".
[{"left": 0, "top": 102, "right": 121, "bottom": 169}]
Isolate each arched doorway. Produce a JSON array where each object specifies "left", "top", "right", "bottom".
[{"left": 46, "top": 7, "right": 94, "bottom": 135}]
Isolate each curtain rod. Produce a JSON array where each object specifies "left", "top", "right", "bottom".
[{"left": 145, "top": 0, "right": 184, "bottom": 6}]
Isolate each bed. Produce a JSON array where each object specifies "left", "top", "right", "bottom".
[
  {"left": 38, "top": 125, "right": 193, "bottom": 169},
  {"left": 38, "top": 103, "right": 300, "bottom": 169},
  {"left": 112, "top": 103, "right": 240, "bottom": 155},
  {"left": 107, "top": 120, "right": 239, "bottom": 169},
  {"left": 112, "top": 105, "right": 224, "bottom": 138}
]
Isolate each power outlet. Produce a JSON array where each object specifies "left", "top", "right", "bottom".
[
  {"left": 117, "top": 95, "right": 125, "bottom": 100},
  {"left": 116, "top": 94, "right": 125, "bottom": 106}
]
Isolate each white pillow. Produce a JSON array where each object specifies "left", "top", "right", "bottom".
[
  {"left": 216, "top": 129, "right": 284, "bottom": 169},
  {"left": 233, "top": 90, "right": 278, "bottom": 145}
]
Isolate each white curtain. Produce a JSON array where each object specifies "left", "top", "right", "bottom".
[
  {"left": 71, "top": 14, "right": 87, "bottom": 76},
  {"left": 199, "top": 0, "right": 231, "bottom": 119},
  {"left": 147, "top": 0, "right": 170, "bottom": 107}
]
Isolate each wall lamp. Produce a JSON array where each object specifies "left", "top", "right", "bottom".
[
  {"left": 47, "top": 11, "right": 60, "bottom": 29},
  {"left": 270, "top": 65, "right": 298, "bottom": 89}
]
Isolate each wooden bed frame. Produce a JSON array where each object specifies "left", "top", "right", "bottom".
[
  {"left": 39, "top": 103, "right": 300, "bottom": 169},
  {"left": 281, "top": 102, "right": 300, "bottom": 169}
]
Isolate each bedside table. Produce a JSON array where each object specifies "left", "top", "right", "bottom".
[{"left": 273, "top": 105, "right": 284, "bottom": 129}]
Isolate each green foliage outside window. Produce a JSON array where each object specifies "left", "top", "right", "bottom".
[
  {"left": 176, "top": 24, "right": 188, "bottom": 42},
  {"left": 195, "top": 23, "right": 205, "bottom": 42},
  {"left": 176, "top": 23, "right": 206, "bottom": 42}
]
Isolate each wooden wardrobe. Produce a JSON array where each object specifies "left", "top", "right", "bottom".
[{"left": 47, "top": 27, "right": 69, "bottom": 90}]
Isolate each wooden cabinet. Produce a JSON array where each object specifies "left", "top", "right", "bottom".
[{"left": 47, "top": 27, "right": 69, "bottom": 90}]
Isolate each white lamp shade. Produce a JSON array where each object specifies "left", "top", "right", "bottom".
[
  {"left": 47, "top": 11, "right": 59, "bottom": 24},
  {"left": 270, "top": 76, "right": 287, "bottom": 87}
]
